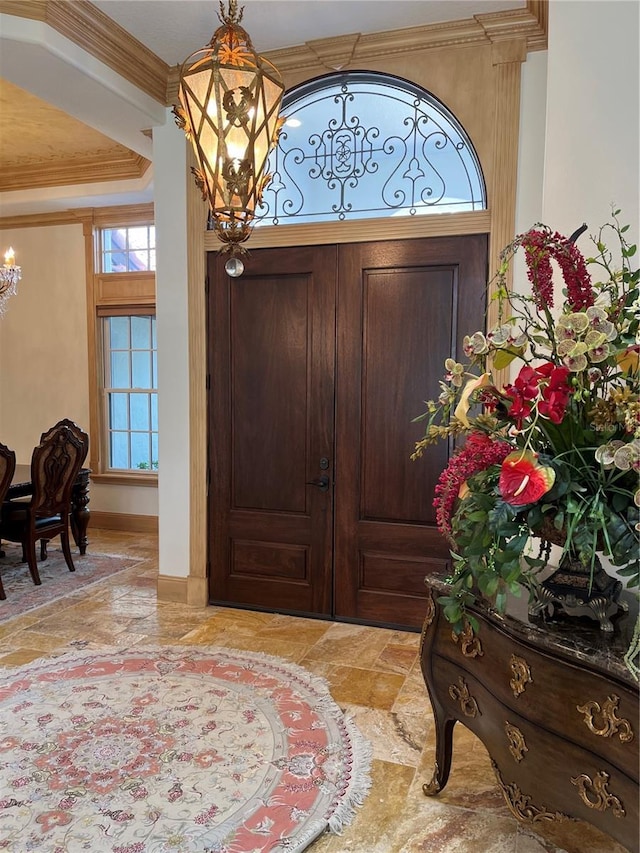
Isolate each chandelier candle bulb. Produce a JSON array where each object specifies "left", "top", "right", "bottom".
[{"left": 0, "top": 246, "right": 21, "bottom": 315}]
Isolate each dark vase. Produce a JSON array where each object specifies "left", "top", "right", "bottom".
[{"left": 529, "top": 543, "right": 627, "bottom": 632}]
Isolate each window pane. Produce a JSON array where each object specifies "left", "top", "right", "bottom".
[
  {"left": 110, "top": 352, "right": 130, "bottom": 388},
  {"left": 132, "top": 351, "right": 152, "bottom": 388},
  {"left": 151, "top": 432, "right": 159, "bottom": 469},
  {"left": 127, "top": 226, "right": 148, "bottom": 250},
  {"left": 110, "top": 393, "right": 129, "bottom": 430},
  {"left": 131, "top": 315, "right": 151, "bottom": 349},
  {"left": 151, "top": 392, "right": 158, "bottom": 430},
  {"left": 110, "top": 431, "right": 129, "bottom": 469},
  {"left": 109, "top": 316, "right": 130, "bottom": 349},
  {"left": 131, "top": 432, "right": 150, "bottom": 469},
  {"left": 130, "top": 393, "right": 150, "bottom": 430}
]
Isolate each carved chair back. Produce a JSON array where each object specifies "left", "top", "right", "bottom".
[
  {"left": 0, "top": 442, "right": 16, "bottom": 506},
  {"left": 30, "top": 422, "right": 89, "bottom": 519}
]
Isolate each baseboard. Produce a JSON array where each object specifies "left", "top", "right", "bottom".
[
  {"left": 157, "top": 574, "right": 189, "bottom": 604},
  {"left": 89, "top": 511, "right": 158, "bottom": 534}
]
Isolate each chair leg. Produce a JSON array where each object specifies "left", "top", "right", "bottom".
[
  {"left": 0, "top": 572, "right": 5, "bottom": 600},
  {"left": 60, "top": 527, "right": 76, "bottom": 573},
  {"left": 40, "top": 539, "right": 48, "bottom": 560},
  {"left": 24, "top": 537, "right": 42, "bottom": 586}
]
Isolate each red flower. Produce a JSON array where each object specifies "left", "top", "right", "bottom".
[
  {"left": 433, "top": 432, "right": 512, "bottom": 539},
  {"left": 499, "top": 450, "right": 556, "bottom": 505},
  {"left": 522, "top": 229, "right": 555, "bottom": 310},
  {"left": 538, "top": 365, "right": 572, "bottom": 423},
  {"left": 520, "top": 228, "right": 594, "bottom": 312}
]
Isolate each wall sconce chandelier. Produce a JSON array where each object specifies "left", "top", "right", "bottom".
[
  {"left": 0, "top": 247, "right": 21, "bottom": 315},
  {"left": 174, "top": 0, "right": 285, "bottom": 277}
]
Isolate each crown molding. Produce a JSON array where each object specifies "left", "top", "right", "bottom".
[
  {"left": 262, "top": 2, "right": 546, "bottom": 75},
  {"left": 0, "top": 153, "right": 150, "bottom": 192},
  {"left": 165, "top": 2, "right": 547, "bottom": 103},
  {"left": 0, "top": 0, "right": 170, "bottom": 104},
  {"left": 0, "top": 202, "right": 154, "bottom": 230},
  {"left": 1, "top": 2, "right": 546, "bottom": 109}
]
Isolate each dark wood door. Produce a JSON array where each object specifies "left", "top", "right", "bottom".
[
  {"left": 208, "top": 245, "right": 337, "bottom": 616},
  {"left": 334, "top": 236, "right": 487, "bottom": 628},
  {"left": 207, "top": 235, "right": 487, "bottom": 628}
]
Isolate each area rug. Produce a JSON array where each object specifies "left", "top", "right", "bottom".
[
  {"left": 0, "top": 545, "right": 143, "bottom": 623},
  {"left": 0, "top": 645, "right": 372, "bottom": 852}
]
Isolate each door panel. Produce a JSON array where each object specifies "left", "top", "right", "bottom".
[
  {"left": 334, "top": 236, "right": 488, "bottom": 628},
  {"left": 207, "top": 234, "right": 487, "bottom": 628},
  {"left": 208, "top": 245, "right": 337, "bottom": 616}
]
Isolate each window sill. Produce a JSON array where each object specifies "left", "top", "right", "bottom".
[{"left": 90, "top": 472, "right": 158, "bottom": 487}]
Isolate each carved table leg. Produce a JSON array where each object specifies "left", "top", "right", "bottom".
[
  {"left": 423, "top": 703, "right": 457, "bottom": 796},
  {"left": 70, "top": 473, "right": 91, "bottom": 555}
]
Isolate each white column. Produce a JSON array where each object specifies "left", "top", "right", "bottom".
[{"left": 154, "top": 114, "right": 191, "bottom": 580}]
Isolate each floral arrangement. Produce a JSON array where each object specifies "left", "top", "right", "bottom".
[{"left": 412, "top": 210, "right": 639, "bottom": 673}]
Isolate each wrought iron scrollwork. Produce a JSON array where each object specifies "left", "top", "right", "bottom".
[{"left": 258, "top": 71, "right": 486, "bottom": 226}]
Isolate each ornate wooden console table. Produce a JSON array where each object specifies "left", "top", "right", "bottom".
[{"left": 420, "top": 576, "right": 639, "bottom": 852}]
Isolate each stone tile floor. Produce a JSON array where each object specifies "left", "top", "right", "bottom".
[{"left": 0, "top": 529, "right": 627, "bottom": 853}]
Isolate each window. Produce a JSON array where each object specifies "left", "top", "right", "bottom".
[
  {"left": 85, "top": 205, "right": 157, "bottom": 483},
  {"left": 258, "top": 71, "right": 486, "bottom": 226},
  {"left": 102, "top": 312, "right": 158, "bottom": 471},
  {"left": 100, "top": 225, "right": 156, "bottom": 273}
]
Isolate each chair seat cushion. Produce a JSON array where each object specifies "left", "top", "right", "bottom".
[{"left": 1, "top": 502, "right": 62, "bottom": 528}]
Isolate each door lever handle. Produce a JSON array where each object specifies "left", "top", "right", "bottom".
[{"left": 306, "top": 475, "right": 330, "bottom": 492}]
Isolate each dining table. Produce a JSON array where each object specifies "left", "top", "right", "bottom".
[{"left": 6, "top": 464, "right": 92, "bottom": 554}]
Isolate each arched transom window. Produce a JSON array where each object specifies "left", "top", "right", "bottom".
[{"left": 257, "top": 70, "right": 486, "bottom": 226}]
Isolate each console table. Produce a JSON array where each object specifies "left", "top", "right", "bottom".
[{"left": 420, "top": 576, "right": 639, "bottom": 852}]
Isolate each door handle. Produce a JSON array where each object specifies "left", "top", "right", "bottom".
[{"left": 306, "top": 475, "right": 330, "bottom": 492}]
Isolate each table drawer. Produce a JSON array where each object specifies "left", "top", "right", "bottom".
[
  {"left": 429, "top": 607, "right": 639, "bottom": 780},
  {"left": 432, "top": 654, "right": 639, "bottom": 853}
]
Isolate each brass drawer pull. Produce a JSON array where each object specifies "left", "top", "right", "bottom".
[
  {"left": 452, "top": 621, "right": 484, "bottom": 658},
  {"left": 448, "top": 676, "right": 480, "bottom": 718},
  {"left": 576, "top": 694, "right": 634, "bottom": 742},
  {"left": 509, "top": 654, "right": 532, "bottom": 698},
  {"left": 505, "top": 721, "right": 528, "bottom": 762},
  {"left": 571, "top": 771, "right": 625, "bottom": 818}
]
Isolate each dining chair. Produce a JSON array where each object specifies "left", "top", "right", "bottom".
[
  {"left": 0, "top": 442, "right": 17, "bottom": 599},
  {"left": 0, "top": 421, "right": 89, "bottom": 586},
  {"left": 37, "top": 419, "right": 90, "bottom": 560}
]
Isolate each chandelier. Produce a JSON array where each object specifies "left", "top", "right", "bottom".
[
  {"left": 0, "top": 248, "right": 21, "bottom": 315},
  {"left": 174, "top": 0, "right": 285, "bottom": 277}
]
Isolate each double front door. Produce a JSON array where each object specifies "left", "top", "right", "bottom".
[{"left": 207, "top": 235, "right": 487, "bottom": 629}]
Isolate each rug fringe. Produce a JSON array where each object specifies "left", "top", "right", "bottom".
[{"left": 327, "top": 711, "right": 373, "bottom": 834}]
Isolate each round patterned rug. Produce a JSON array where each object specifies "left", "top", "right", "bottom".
[{"left": 0, "top": 646, "right": 372, "bottom": 852}]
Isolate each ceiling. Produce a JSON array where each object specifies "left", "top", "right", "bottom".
[{"left": 0, "top": 0, "right": 527, "bottom": 219}]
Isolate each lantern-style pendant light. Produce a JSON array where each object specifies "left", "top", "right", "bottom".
[{"left": 174, "top": 0, "right": 285, "bottom": 276}]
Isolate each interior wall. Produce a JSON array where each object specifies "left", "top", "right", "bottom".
[
  {"left": 0, "top": 223, "right": 88, "bottom": 454},
  {"left": 543, "top": 0, "right": 639, "bottom": 236},
  {"left": 0, "top": 222, "right": 158, "bottom": 517}
]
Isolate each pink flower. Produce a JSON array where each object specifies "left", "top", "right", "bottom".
[{"left": 36, "top": 810, "right": 72, "bottom": 833}]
